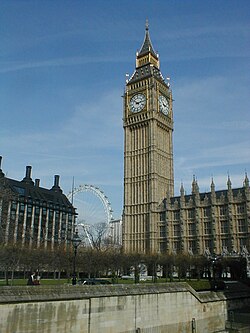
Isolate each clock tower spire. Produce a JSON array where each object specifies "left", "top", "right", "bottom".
[
  {"left": 123, "top": 23, "right": 174, "bottom": 254},
  {"left": 136, "top": 19, "right": 159, "bottom": 69}
]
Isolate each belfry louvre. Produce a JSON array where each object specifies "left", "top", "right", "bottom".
[{"left": 122, "top": 24, "right": 250, "bottom": 256}]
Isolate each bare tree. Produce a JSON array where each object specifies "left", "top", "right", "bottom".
[
  {"left": 192, "top": 255, "right": 209, "bottom": 280},
  {"left": 144, "top": 253, "right": 160, "bottom": 283},
  {"left": 48, "top": 242, "right": 71, "bottom": 280},
  {"left": 78, "top": 247, "right": 99, "bottom": 278},
  {"left": 0, "top": 242, "right": 23, "bottom": 285},
  {"left": 159, "top": 253, "right": 180, "bottom": 282},
  {"left": 86, "top": 222, "right": 110, "bottom": 251},
  {"left": 107, "top": 249, "right": 125, "bottom": 283},
  {"left": 124, "top": 253, "right": 143, "bottom": 283}
]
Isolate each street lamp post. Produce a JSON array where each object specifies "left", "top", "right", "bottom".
[{"left": 72, "top": 230, "right": 81, "bottom": 285}]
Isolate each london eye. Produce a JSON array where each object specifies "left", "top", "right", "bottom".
[{"left": 67, "top": 184, "right": 114, "bottom": 248}]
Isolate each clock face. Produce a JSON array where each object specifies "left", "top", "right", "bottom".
[
  {"left": 159, "top": 95, "right": 169, "bottom": 115},
  {"left": 129, "top": 93, "right": 146, "bottom": 113}
]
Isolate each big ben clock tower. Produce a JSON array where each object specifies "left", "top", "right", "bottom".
[{"left": 123, "top": 22, "right": 174, "bottom": 254}]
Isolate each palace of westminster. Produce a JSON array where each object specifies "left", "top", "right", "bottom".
[{"left": 0, "top": 24, "right": 249, "bottom": 258}]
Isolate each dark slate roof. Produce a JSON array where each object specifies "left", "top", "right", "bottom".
[
  {"left": 138, "top": 24, "right": 158, "bottom": 59},
  {"left": 128, "top": 63, "right": 164, "bottom": 84},
  {"left": 4, "top": 177, "right": 74, "bottom": 210},
  {"left": 128, "top": 23, "right": 164, "bottom": 85}
]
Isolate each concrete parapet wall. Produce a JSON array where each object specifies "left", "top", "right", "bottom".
[{"left": 0, "top": 283, "right": 250, "bottom": 333}]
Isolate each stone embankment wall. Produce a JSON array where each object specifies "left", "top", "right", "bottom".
[{"left": 0, "top": 283, "right": 250, "bottom": 333}]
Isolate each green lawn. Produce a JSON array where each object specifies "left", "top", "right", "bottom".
[
  {"left": 0, "top": 278, "right": 69, "bottom": 286},
  {"left": 0, "top": 278, "right": 211, "bottom": 290}
]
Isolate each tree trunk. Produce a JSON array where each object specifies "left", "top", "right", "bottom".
[
  {"left": 11, "top": 269, "right": 14, "bottom": 286},
  {"left": 134, "top": 266, "right": 140, "bottom": 284},
  {"left": 5, "top": 269, "right": 9, "bottom": 286}
]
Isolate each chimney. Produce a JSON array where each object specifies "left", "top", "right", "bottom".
[
  {"left": 26, "top": 166, "right": 32, "bottom": 179},
  {"left": 22, "top": 165, "right": 34, "bottom": 185},
  {"left": 35, "top": 179, "right": 40, "bottom": 187},
  {"left": 51, "top": 175, "right": 62, "bottom": 193},
  {"left": 54, "top": 175, "right": 60, "bottom": 187},
  {"left": 0, "top": 156, "right": 4, "bottom": 177}
]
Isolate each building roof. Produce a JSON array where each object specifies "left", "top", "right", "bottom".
[
  {"left": 137, "top": 21, "right": 158, "bottom": 59},
  {"left": 169, "top": 187, "right": 247, "bottom": 206},
  {"left": 128, "top": 21, "right": 165, "bottom": 85},
  {"left": 128, "top": 64, "right": 165, "bottom": 84},
  {"left": 6, "top": 178, "right": 72, "bottom": 208},
  {"left": 0, "top": 161, "right": 74, "bottom": 211}
]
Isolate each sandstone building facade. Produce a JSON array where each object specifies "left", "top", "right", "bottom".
[{"left": 122, "top": 24, "right": 250, "bottom": 256}]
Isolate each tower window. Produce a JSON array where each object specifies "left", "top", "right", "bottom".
[
  {"left": 203, "top": 207, "right": 210, "bottom": 218},
  {"left": 239, "top": 238, "right": 247, "bottom": 246},
  {"left": 174, "top": 211, "right": 180, "bottom": 220},
  {"left": 237, "top": 204, "right": 245, "bottom": 215},
  {"left": 159, "top": 242, "right": 166, "bottom": 253},
  {"left": 187, "top": 209, "right": 194, "bottom": 219},
  {"left": 221, "top": 238, "right": 230, "bottom": 249},
  {"left": 173, "top": 241, "right": 181, "bottom": 252},
  {"left": 238, "top": 219, "right": 247, "bottom": 233},
  {"left": 173, "top": 224, "right": 180, "bottom": 237},
  {"left": 160, "top": 212, "right": 165, "bottom": 221},
  {"left": 160, "top": 225, "right": 166, "bottom": 237},
  {"left": 188, "top": 240, "right": 196, "bottom": 253},
  {"left": 188, "top": 223, "right": 196, "bottom": 235},
  {"left": 221, "top": 221, "right": 228, "bottom": 234},
  {"left": 220, "top": 206, "right": 227, "bottom": 216},
  {"left": 204, "top": 222, "right": 211, "bottom": 234},
  {"left": 204, "top": 239, "right": 212, "bottom": 252}
]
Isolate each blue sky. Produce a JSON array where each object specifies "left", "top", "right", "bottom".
[{"left": 1, "top": 0, "right": 250, "bottom": 219}]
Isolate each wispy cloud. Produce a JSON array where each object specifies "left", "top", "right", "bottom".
[
  {"left": 176, "top": 141, "right": 250, "bottom": 170},
  {"left": 3, "top": 93, "right": 122, "bottom": 151},
  {"left": 1, "top": 89, "right": 123, "bottom": 178},
  {"left": 0, "top": 56, "right": 129, "bottom": 74},
  {"left": 211, "top": 121, "right": 250, "bottom": 131},
  {"left": 161, "top": 23, "right": 250, "bottom": 41}
]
